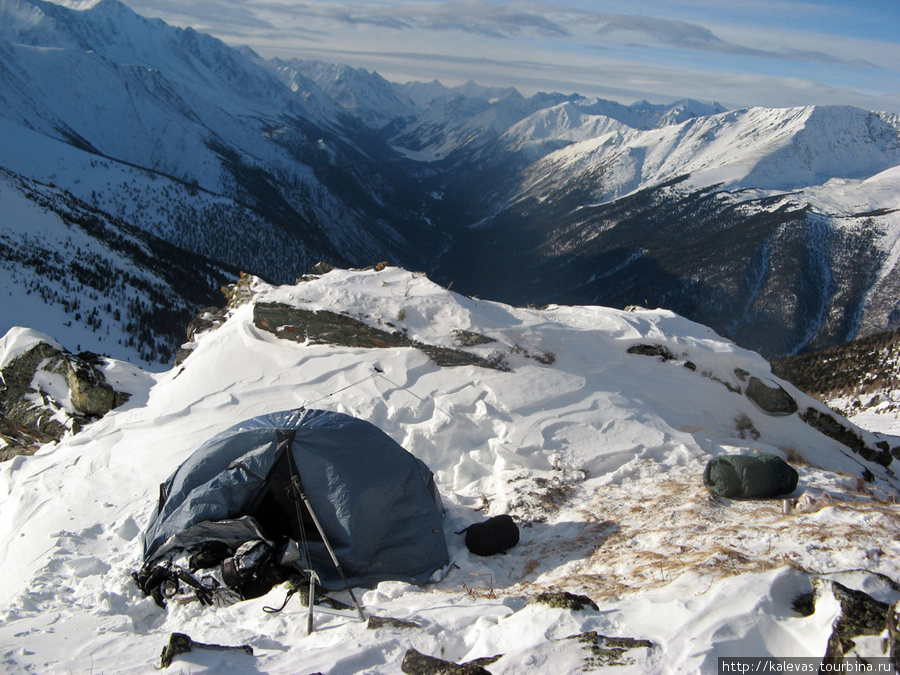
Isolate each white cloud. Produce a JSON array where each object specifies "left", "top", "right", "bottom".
[{"left": 67, "top": 0, "right": 900, "bottom": 112}]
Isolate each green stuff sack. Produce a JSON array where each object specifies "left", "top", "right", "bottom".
[{"left": 703, "top": 453, "right": 798, "bottom": 499}]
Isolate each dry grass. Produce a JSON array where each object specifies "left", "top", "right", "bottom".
[{"left": 500, "top": 458, "right": 900, "bottom": 601}]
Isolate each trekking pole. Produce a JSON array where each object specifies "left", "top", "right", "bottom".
[
  {"left": 289, "top": 474, "right": 366, "bottom": 622},
  {"left": 306, "top": 570, "right": 319, "bottom": 635},
  {"left": 283, "top": 442, "right": 367, "bottom": 624}
]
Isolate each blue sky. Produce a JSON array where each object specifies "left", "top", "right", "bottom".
[{"left": 93, "top": 0, "right": 900, "bottom": 111}]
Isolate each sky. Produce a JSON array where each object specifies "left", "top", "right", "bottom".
[{"left": 64, "top": 0, "right": 900, "bottom": 112}]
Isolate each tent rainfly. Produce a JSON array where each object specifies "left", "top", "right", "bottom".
[{"left": 141, "top": 408, "right": 449, "bottom": 591}]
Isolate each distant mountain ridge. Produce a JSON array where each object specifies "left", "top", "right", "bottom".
[{"left": 1, "top": 0, "right": 899, "bottom": 363}]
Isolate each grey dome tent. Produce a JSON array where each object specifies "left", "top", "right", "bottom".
[{"left": 141, "top": 408, "right": 449, "bottom": 594}]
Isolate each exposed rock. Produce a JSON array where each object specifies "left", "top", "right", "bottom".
[
  {"left": 528, "top": 591, "right": 599, "bottom": 612},
  {"left": 800, "top": 407, "right": 893, "bottom": 467},
  {"left": 366, "top": 616, "right": 421, "bottom": 630},
  {"left": 0, "top": 340, "right": 130, "bottom": 459},
  {"left": 418, "top": 344, "right": 505, "bottom": 369},
  {"left": 400, "top": 648, "right": 495, "bottom": 674},
  {"left": 66, "top": 352, "right": 130, "bottom": 417},
  {"left": 702, "top": 370, "right": 742, "bottom": 394},
  {"left": 452, "top": 329, "right": 496, "bottom": 347},
  {"left": 186, "top": 306, "right": 228, "bottom": 343},
  {"left": 176, "top": 306, "right": 230, "bottom": 365},
  {"left": 253, "top": 302, "right": 509, "bottom": 371},
  {"left": 309, "top": 261, "right": 335, "bottom": 276},
  {"left": 159, "top": 632, "right": 253, "bottom": 669},
  {"left": 627, "top": 344, "right": 675, "bottom": 361},
  {"left": 791, "top": 592, "right": 816, "bottom": 617},
  {"left": 887, "top": 602, "right": 900, "bottom": 671},
  {"left": 564, "top": 632, "right": 655, "bottom": 669},
  {"left": 255, "top": 303, "right": 410, "bottom": 349},
  {"left": 745, "top": 376, "right": 798, "bottom": 416},
  {"left": 812, "top": 578, "right": 892, "bottom": 660}
]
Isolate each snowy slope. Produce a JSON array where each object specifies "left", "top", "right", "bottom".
[
  {"left": 0, "top": 166, "right": 234, "bottom": 365},
  {"left": 1, "top": 267, "right": 898, "bottom": 673},
  {"left": 0, "top": 0, "right": 438, "bottom": 280},
  {"left": 0, "top": 116, "right": 332, "bottom": 285}
]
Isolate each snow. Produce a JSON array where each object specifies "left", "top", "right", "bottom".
[
  {"left": 0, "top": 327, "right": 64, "bottom": 370},
  {"left": 521, "top": 105, "right": 900, "bottom": 208},
  {"left": 1, "top": 267, "right": 899, "bottom": 673}
]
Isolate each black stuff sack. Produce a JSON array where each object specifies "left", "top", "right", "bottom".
[{"left": 459, "top": 515, "right": 519, "bottom": 556}]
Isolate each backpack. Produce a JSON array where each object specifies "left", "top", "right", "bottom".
[{"left": 221, "top": 540, "right": 287, "bottom": 599}]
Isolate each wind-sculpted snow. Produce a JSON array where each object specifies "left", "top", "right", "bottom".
[{"left": 1, "top": 267, "right": 898, "bottom": 672}]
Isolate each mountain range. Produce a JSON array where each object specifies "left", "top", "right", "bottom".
[{"left": 1, "top": 0, "right": 899, "bottom": 365}]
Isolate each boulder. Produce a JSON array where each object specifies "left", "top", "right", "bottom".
[
  {"left": 0, "top": 337, "right": 130, "bottom": 459},
  {"left": 401, "top": 649, "right": 496, "bottom": 674},
  {"left": 745, "top": 376, "right": 798, "bottom": 415},
  {"left": 66, "top": 352, "right": 130, "bottom": 417}
]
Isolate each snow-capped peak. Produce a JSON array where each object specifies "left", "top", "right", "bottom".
[{"left": 519, "top": 104, "right": 900, "bottom": 203}]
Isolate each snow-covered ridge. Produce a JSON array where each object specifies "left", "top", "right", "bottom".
[
  {"left": 1, "top": 267, "right": 898, "bottom": 672},
  {"left": 500, "top": 97, "right": 728, "bottom": 149},
  {"left": 520, "top": 105, "right": 900, "bottom": 205}
]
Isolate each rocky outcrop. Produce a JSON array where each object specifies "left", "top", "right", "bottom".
[
  {"left": 564, "top": 632, "right": 655, "bottom": 669},
  {"left": 401, "top": 649, "right": 498, "bottom": 675},
  {"left": 176, "top": 306, "right": 229, "bottom": 365},
  {"left": 798, "top": 577, "right": 899, "bottom": 663},
  {"left": 0, "top": 339, "right": 130, "bottom": 460},
  {"left": 252, "top": 302, "right": 509, "bottom": 371},
  {"left": 745, "top": 376, "right": 798, "bottom": 415},
  {"left": 799, "top": 407, "right": 894, "bottom": 467},
  {"left": 627, "top": 344, "right": 675, "bottom": 361},
  {"left": 627, "top": 338, "right": 894, "bottom": 471},
  {"left": 528, "top": 591, "right": 599, "bottom": 612}
]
